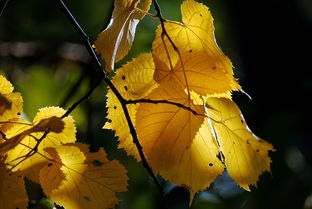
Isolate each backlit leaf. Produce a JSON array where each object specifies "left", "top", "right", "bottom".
[
  {"left": 152, "top": 0, "right": 240, "bottom": 97},
  {"left": 0, "top": 161, "right": 28, "bottom": 209},
  {"left": 0, "top": 75, "right": 23, "bottom": 122},
  {"left": 104, "top": 53, "right": 157, "bottom": 159},
  {"left": 2, "top": 107, "right": 76, "bottom": 182},
  {"left": 40, "top": 144, "right": 128, "bottom": 209},
  {"left": 207, "top": 98, "right": 275, "bottom": 190},
  {"left": 136, "top": 80, "right": 205, "bottom": 167},
  {"left": 94, "top": 0, "right": 152, "bottom": 71}
]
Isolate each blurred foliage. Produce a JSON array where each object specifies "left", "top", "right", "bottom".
[{"left": 1, "top": 0, "right": 312, "bottom": 209}]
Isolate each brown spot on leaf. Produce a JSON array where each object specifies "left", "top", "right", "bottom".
[
  {"left": 122, "top": 75, "right": 126, "bottom": 80},
  {"left": 124, "top": 86, "right": 128, "bottom": 91}
]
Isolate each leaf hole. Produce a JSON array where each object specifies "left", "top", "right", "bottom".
[
  {"left": 113, "top": 106, "right": 117, "bottom": 109},
  {"left": 107, "top": 119, "right": 112, "bottom": 123},
  {"left": 209, "top": 163, "right": 213, "bottom": 166}
]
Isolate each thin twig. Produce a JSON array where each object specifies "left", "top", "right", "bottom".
[
  {"left": 55, "top": 0, "right": 168, "bottom": 208},
  {"left": 127, "top": 98, "right": 200, "bottom": 116},
  {"left": 0, "top": 0, "right": 9, "bottom": 16},
  {"left": 153, "top": 0, "right": 191, "bottom": 100}
]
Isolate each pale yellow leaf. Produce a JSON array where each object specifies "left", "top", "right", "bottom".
[
  {"left": 40, "top": 144, "right": 128, "bottom": 209},
  {"left": 207, "top": 98, "right": 275, "bottom": 190},
  {"left": 94, "top": 0, "right": 152, "bottom": 71}
]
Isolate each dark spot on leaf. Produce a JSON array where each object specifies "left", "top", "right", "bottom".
[
  {"left": 8, "top": 186, "right": 10, "bottom": 188},
  {"left": 124, "top": 86, "right": 128, "bottom": 91},
  {"left": 92, "top": 160, "right": 104, "bottom": 167},
  {"left": 107, "top": 119, "right": 112, "bottom": 123},
  {"left": 189, "top": 49, "right": 192, "bottom": 53},
  {"left": 185, "top": 146, "right": 189, "bottom": 149},
  {"left": 17, "top": 112, "right": 21, "bottom": 115},
  {"left": 209, "top": 163, "right": 213, "bottom": 166},
  {"left": 48, "top": 163, "right": 53, "bottom": 167},
  {"left": 246, "top": 140, "right": 250, "bottom": 144},
  {"left": 113, "top": 106, "right": 117, "bottom": 109},
  {"left": 84, "top": 196, "right": 91, "bottom": 201},
  {"left": 212, "top": 66, "right": 217, "bottom": 70},
  {"left": 256, "top": 149, "right": 259, "bottom": 152},
  {"left": 199, "top": 14, "right": 202, "bottom": 17},
  {"left": 122, "top": 75, "right": 126, "bottom": 80},
  {"left": 233, "top": 141, "right": 235, "bottom": 144},
  {"left": 241, "top": 119, "right": 244, "bottom": 124}
]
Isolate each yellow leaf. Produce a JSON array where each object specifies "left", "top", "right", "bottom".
[
  {"left": 158, "top": 120, "right": 224, "bottom": 203},
  {"left": 94, "top": 0, "right": 152, "bottom": 71},
  {"left": 0, "top": 161, "right": 28, "bottom": 209},
  {"left": 207, "top": 98, "right": 275, "bottom": 190},
  {"left": 104, "top": 53, "right": 157, "bottom": 159},
  {"left": 152, "top": 0, "right": 240, "bottom": 97},
  {"left": 136, "top": 80, "right": 205, "bottom": 171},
  {"left": 2, "top": 106, "right": 76, "bottom": 183},
  {"left": 111, "top": 53, "right": 157, "bottom": 100},
  {"left": 0, "top": 75, "right": 23, "bottom": 122},
  {"left": 40, "top": 144, "right": 128, "bottom": 209}
]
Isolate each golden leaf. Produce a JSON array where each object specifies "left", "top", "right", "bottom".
[
  {"left": 207, "top": 98, "right": 275, "bottom": 190},
  {"left": 104, "top": 53, "right": 157, "bottom": 159},
  {"left": 152, "top": 0, "right": 240, "bottom": 97},
  {"left": 40, "top": 144, "right": 128, "bottom": 209},
  {"left": 94, "top": 0, "right": 152, "bottom": 71},
  {"left": 136, "top": 80, "right": 205, "bottom": 166},
  {"left": 2, "top": 106, "right": 76, "bottom": 183}
]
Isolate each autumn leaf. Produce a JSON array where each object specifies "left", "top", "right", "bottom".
[
  {"left": 94, "top": 0, "right": 152, "bottom": 71},
  {"left": 2, "top": 106, "right": 76, "bottom": 182},
  {"left": 169, "top": 120, "right": 224, "bottom": 203},
  {"left": 136, "top": 80, "right": 205, "bottom": 166},
  {"left": 0, "top": 161, "right": 28, "bottom": 209},
  {"left": 39, "top": 143, "right": 128, "bottom": 209},
  {"left": 0, "top": 75, "right": 23, "bottom": 122},
  {"left": 206, "top": 98, "right": 275, "bottom": 190},
  {"left": 152, "top": 0, "right": 240, "bottom": 97},
  {"left": 104, "top": 53, "right": 157, "bottom": 159}
]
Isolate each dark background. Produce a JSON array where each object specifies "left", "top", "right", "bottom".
[{"left": 0, "top": 0, "right": 311, "bottom": 209}]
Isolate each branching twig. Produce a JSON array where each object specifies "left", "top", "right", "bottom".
[
  {"left": 55, "top": 0, "right": 168, "bottom": 208},
  {"left": 153, "top": 0, "right": 191, "bottom": 100}
]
